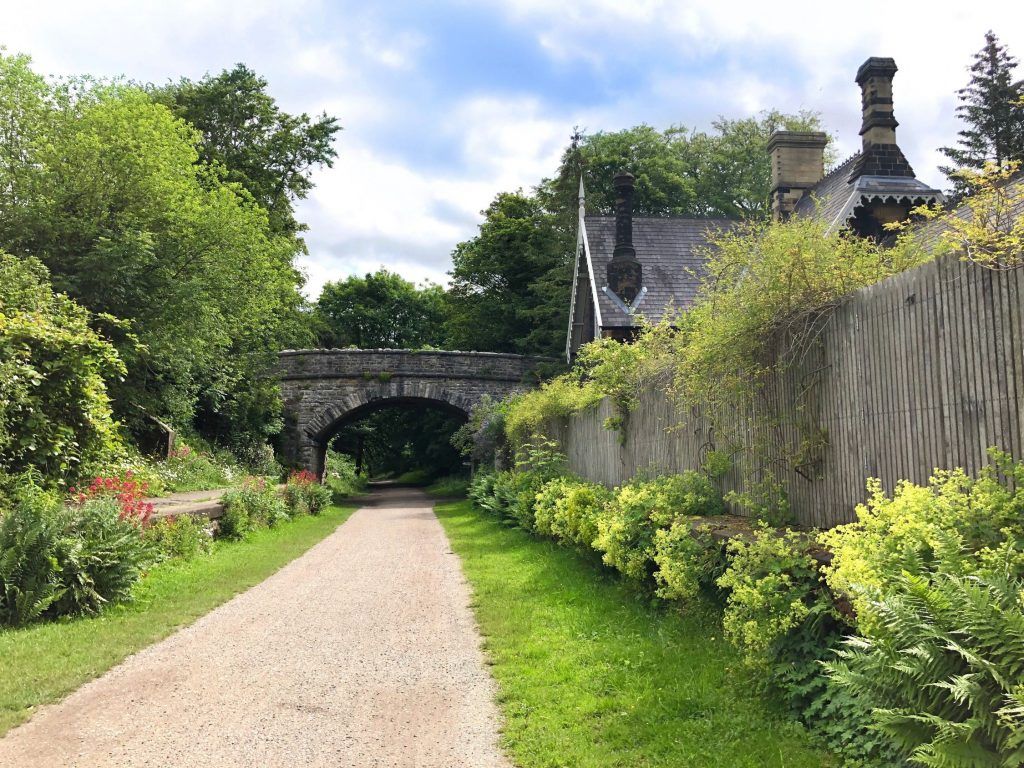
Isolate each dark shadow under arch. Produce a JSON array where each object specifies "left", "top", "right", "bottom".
[{"left": 309, "top": 395, "right": 470, "bottom": 479}]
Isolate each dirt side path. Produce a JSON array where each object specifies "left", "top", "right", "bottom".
[{"left": 0, "top": 488, "right": 512, "bottom": 768}]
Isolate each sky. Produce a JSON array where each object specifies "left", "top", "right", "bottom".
[{"left": 3, "top": 1, "right": 1023, "bottom": 298}]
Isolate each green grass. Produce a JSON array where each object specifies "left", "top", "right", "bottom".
[
  {"left": 424, "top": 475, "right": 469, "bottom": 498},
  {"left": 436, "top": 500, "right": 833, "bottom": 768},
  {"left": 0, "top": 504, "right": 355, "bottom": 736}
]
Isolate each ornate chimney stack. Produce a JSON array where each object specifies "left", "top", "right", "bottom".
[
  {"left": 850, "top": 57, "right": 915, "bottom": 178},
  {"left": 767, "top": 131, "right": 828, "bottom": 221},
  {"left": 607, "top": 171, "right": 642, "bottom": 303}
]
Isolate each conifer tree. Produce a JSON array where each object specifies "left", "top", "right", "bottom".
[{"left": 940, "top": 31, "right": 1024, "bottom": 192}]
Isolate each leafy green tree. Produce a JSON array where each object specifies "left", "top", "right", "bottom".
[
  {"left": 0, "top": 253, "right": 124, "bottom": 484},
  {"left": 151, "top": 64, "right": 341, "bottom": 239},
  {"left": 0, "top": 52, "right": 310, "bottom": 451},
  {"left": 445, "top": 191, "right": 567, "bottom": 356},
  {"left": 315, "top": 269, "right": 448, "bottom": 349},
  {"left": 941, "top": 31, "right": 1024, "bottom": 192},
  {"left": 539, "top": 111, "right": 827, "bottom": 222}
]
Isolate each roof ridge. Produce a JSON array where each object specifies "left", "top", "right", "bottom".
[
  {"left": 584, "top": 214, "right": 737, "bottom": 222},
  {"left": 817, "top": 151, "right": 861, "bottom": 185}
]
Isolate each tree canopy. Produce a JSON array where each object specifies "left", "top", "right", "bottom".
[
  {"left": 151, "top": 64, "right": 342, "bottom": 240},
  {"left": 315, "top": 269, "right": 448, "bottom": 349},
  {"left": 0, "top": 52, "right": 326, "bottom": 452},
  {"left": 940, "top": 31, "right": 1024, "bottom": 192}
]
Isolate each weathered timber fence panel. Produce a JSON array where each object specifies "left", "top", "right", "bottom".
[{"left": 557, "top": 252, "right": 1024, "bottom": 528}]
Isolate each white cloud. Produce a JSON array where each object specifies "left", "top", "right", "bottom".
[
  {"left": 3, "top": 0, "right": 1024, "bottom": 301},
  {"left": 299, "top": 96, "right": 573, "bottom": 297}
]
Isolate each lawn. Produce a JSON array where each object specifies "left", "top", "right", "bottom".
[
  {"left": 0, "top": 504, "right": 355, "bottom": 736},
  {"left": 436, "top": 500, "right": 833, "bottom": 768}
]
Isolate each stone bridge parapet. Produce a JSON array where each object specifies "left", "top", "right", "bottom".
[{"left": 278, "top": 349, "right": 549, "bottom": 475}]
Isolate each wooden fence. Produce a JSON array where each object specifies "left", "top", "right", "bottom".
[{"left": 554, "top": 251, "right": 1024, "bottom": 528}]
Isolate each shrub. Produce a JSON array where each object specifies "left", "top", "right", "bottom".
[
  {"left": 145, "top": 514, "right": 211, "bottom": 561},
  {"left": 491, "top": 470, "right": 547, "bottom": 529},
  {"left": 219, "top": 477, "right": 288, "bottom": 539},
  {"left": 549, "top": 479, "right": 612, "bottom": 550},
  {"left": 217, "top": 501, "right": 251, "bottom": 540},
  {"left": 533, "top": 477, "right": 575, "bottom": 537},
  {"left": 283, "top": 470, "right": 332, "bottom": 516},
  {"left": 0, "top": 253, "right": 124, "bottom": 485},
  {"left": 652, "top": 524, "right": 725, "bottom": 602},
  {"left": 0, "top": 483, "right": 68, "bottom": 626},
  {"left": 468, "top": 472, "right": 499, "bottom": 510},
  {"left": 819, "top": 449, "right": 1024, "bottom": 624},
  {"left": 52, "top": 496, "right": 156, "bottom": 617},
  {"left": 324, "top": 451, "right": 366, "bottom": 499},
  {"left": 716, "top": 525, "right": 830, "bottom": 666},
  {"left": 0, "top": 479, "right": 155, "bottom": 625},
  {"left": 827, "top": 572, "right": 1024, "bottom": 767},
  {"left": 452, "top": 395, "right": 508, "bottom": 467},
  {"left": 595, "top": 472, "right": 723, "bottom": 582},
  {"left": 70, "top": 474, "right": 155, "bottom": 525},
  {"left": 709, "top": 523, "right": 899, "bottom": 763}
]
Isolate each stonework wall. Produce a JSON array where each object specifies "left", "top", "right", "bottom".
[{"left": 278, "top": 349, "right": 546, "bottom": 476}]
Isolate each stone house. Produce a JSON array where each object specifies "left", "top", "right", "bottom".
[{"left": 565, "top": 56, "right": 945, "bottom": 362}]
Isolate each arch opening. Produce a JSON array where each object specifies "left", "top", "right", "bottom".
[{"left": 313, "top": 396, "right": 469, "bottom": 484}]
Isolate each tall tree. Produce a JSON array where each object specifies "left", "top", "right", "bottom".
[
  {"left": 445, "top": 192, "right": 565, "bottom": 356},
  {"left": 151, "top": 64, "right": 341, "bottom": 240},
  {"left": 0, "top": 52, "right": 311, "bottom": 451},
  {"left": 940, "top": 31, "right": 1024, "bottom": 191},
  {"left": 315, "top": 269, "right": 448, "bottom": 349}
]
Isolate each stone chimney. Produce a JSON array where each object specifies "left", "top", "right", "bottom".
[
  {"left": 767, "top": 131, "right": 828, "bottom": 220},
  {"left": 850, "top": 57, "right": 914, "bottom": 179},
  {"left": 606, "top": 171, "right": 642, "bottom": 303}
]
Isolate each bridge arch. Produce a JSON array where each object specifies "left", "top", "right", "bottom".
[{"left": 278, "top": 349, "right": 548, "bottom": 476}]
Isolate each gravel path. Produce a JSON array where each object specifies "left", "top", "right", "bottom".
[{"left": 0, "top": 487, "right": 512, "bottom": 768}]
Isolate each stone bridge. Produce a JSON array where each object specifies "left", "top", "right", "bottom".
[{"left": 278, "top": 348, "right": 549, "bottom": 476}]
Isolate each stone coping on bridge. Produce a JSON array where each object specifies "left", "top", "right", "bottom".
[{"left": 279, "top": 348, "right": 555, "bottom": 361}]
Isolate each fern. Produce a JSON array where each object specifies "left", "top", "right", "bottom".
[
  {"left": 826, "top": 572, "right": 1024, "bottom": 767},
  {"left": 0, "top": 487, "right": 67, "bottom": 626}
]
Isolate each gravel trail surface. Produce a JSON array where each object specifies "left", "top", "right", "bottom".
[{"left": 0, "top": 487, "right": 512, "bottom": 767}]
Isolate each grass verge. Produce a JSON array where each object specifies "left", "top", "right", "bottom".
[
  {"left": 436, "top": 500, "right": 833, "bottom": 768},
  {"left": 0, "top": 504, "right": 355, "bottom": 736}
]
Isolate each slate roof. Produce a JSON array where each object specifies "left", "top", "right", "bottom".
[
  {"left": 795, "top": 152, "right": 944, "bottom": 231},
  {"left": 584, "top": 215, "right": 735, "bottom": 328}
]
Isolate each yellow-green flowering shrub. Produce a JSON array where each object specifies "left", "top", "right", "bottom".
[
  {"left": 549, "top": 479, "right": 612, "bottom": 550},
  {"left": 595, "top": 472, "right": 723, "bottom": 581},
  {"left": 717, "top": 526, "right": 823, "bottom": 662},
  {"left": 819, "top": 448, "right": 1024, "bottom": 623},
  {"left": 533, "top": 476, "right": 574, "bottom": 537},
  {"left": 653, "top": 523, "right": 723, "bottom": 602}
]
